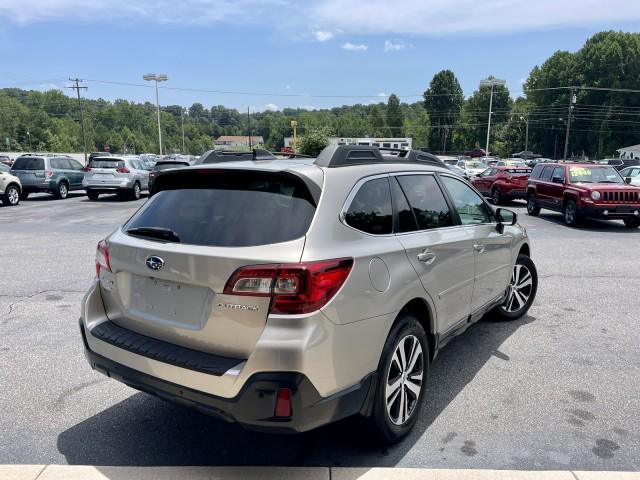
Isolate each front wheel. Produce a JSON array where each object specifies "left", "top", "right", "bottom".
[
  {"left": 623, "top": 218, "right": 640, "bottom": 229},
  {"left": 493, "top": 254, "right": 538, "bottom": 320},
  {"left": 526, "top": 193, "right": 540, "bottom": 216},
  {"left": 2, "top": 185, "right": 20, "bottom": 206},
  {"left": 366, "top": 314, "right": 429, "bottom": 444},
  {"left": 563, "top": 199, "right": 580, "bottom": 227}
]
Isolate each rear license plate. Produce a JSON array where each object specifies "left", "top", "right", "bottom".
[{"left": 126, "top": 275, "right": 214, "bottom": 330}]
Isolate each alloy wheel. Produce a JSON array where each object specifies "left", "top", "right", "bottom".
[
  {"left": 501, "top": 264, "right": 533, "bottom": 313},
  {"left": 7, "top": 187, "right": 19, "bottom": 205},
  {"left": 59, "top": 184, "right": 68, "bottom": 198},
  {"left": 565, "top": 202, "right": 576, "bottom": 224},
  {"left": 385, "top": 335, "right": 424, "bottom": 426}
]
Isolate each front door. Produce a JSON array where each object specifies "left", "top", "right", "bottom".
[{"left": 439, "top": 175, "right": 513, "bottom": 313}]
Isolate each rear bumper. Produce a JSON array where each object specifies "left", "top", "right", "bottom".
[
  {"left": 501, "top": 188, "right": 527, "bottom": 200},
  {"left": 84, "top": 179, "right": 134, "bottom": 190},
  {"left": 80, "top": 321, "right": 374, "bottom": 433},
  {"left": 21, "top": 180, "right": 55, "bottom": 193},
  {"left": 580, "top": 204, "right": 640, "bottom": 219}
]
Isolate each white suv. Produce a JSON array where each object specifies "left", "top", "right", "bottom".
[
  {"left": 80, "top": 146, "right": 537, "bottom": 443},
  {"left": 0, "top": 163, "right": 21, "bottom": 206}
]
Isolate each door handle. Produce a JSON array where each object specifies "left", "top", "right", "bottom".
[
  {"left": 417, "top": 250, "right": 436, "bottom": 265},
  {"left": 473, "top": 244, "right": 486, "bottom": 254}
]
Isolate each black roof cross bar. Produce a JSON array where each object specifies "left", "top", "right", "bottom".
[
  {"left": 314, "top": 145, "right": 446, "bottom": 168},
  {"left": 198, "top": 148, "right": 276, "bottom": 164}
]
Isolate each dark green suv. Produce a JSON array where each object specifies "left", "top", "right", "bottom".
[{"left": 10, "top": 155, "right": 85, "bottom": 199}]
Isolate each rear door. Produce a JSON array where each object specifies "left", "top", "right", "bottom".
[
  {"left": 392, "top": 174, "right": 475, "bottom": 333},
  {"left": 535, "top": 166, "right": 557, "bottom": 209},
  {"left": 474, "top": 168, "right": 496, "bottom": 194},
  {"left": 99, "top": 169, "right": 318, "bottom": 358},
  {"left": 439, "top": 175, "right": 512, "bottom": 314},
  {"left": 64, "top": 158, "right": 84, "bottom": 189},
  {"left": 547, "top": 166, "right": 566, "bottom": 204}
]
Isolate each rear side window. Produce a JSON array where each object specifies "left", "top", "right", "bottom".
[
  {"left": 541, "top": 166, "right": 554, "bottom": 181},
  {"left": 50, "top": 158, "right": 68, "bottom": 169},
  {"left": 345, "top": 177, "right": 392, "bottom": 235},
  {"left": 125, "top": 171, "right": 316, "bottom": 247},
  {"left": 396, "top": 175, "right": 453, "bottom": 230},
  {"left": 89, "top": 159, "right": 124, "bottom": 169},
  {"left": 12, "top": 157, "right": 44, "bottom": 170}
]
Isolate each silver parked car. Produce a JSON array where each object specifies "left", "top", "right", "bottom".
[
  {"left": 80, "top": 145, "right": 537, "bottom": 443},
  {"left": 83, "top": 156, "right": 149, "bottom": 200}
]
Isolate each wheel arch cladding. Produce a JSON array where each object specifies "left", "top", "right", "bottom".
[{"left": 397, "top": 298, "right": 435, "bottom": 362}]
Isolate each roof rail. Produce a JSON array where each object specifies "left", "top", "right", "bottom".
[
  {"left": 198, "top": 148, "right": 276, "bottom": 164},
  {"left": 314, "top": 145, "right": 447, "bottom": 168}
]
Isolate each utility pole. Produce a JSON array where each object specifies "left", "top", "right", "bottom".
[
  {"left": 181, "top": 108, "right": 186, "bottom": 153},
  {"left": 563, "top": 88, "right": 576, "bottom": 160},
  {"left": 479, "top": 78, "right": 506, "bottom": 156},
  {"left": 67, "top": 78, "right": 89, "bottom": 165},
  {"left": 520, "top": 115, "right": 529, "bottom": 152},
  {"left": 247, "top": 107, "right": 252, "bottom": 150}
]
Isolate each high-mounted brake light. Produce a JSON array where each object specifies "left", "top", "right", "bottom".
[
  {"left": 223, "top": 258, "right": 353, "bottom": 314},
  {"left": 95, "top": 240, "right": 111, "bottom": 277}
]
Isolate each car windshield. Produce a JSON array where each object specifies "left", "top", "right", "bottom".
[
  {"left": 568, "top": 166, "right": 624, "bottom": 184},
  {"left": 465, "top": 161, "right": 485, "bottom": 168},
  {"left": 506, "top": 168, "right": 531, "bottom": 174}
]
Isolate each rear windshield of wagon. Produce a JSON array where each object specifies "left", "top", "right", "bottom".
[{"left": 124, "top": 170, "right": 317, "bottom": 247}]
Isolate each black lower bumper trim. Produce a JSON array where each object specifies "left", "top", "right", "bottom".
[{"left": 81, "top": 321, "right": 375, "bottom": 433}]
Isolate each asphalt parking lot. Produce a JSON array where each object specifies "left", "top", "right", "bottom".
[{"left": 1, "top": 192, "right": 639, "bottom": 471}]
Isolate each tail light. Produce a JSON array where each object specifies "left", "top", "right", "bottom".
[
  {"left": 45, "top": 170, "right": 53, "bottom": 178},
  {"left": 223, "top": 258, "right": 353, "bottom": 314},
  {"left": 83, "top": 166, "right": 91, "bottom": 172},
  {"left": 116, "top": 167, "right": 130, "bottom": 173},
  {"left": 95, "top": 240, "right": 111, "bottom": 277}
]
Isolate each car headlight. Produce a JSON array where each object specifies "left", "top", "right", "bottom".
[{"left": 591, "top": 191, "right": 601, "bottom": 200}]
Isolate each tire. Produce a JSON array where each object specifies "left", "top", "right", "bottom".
[
  {"left": 2, "top": 185, "right": 20, "bottom": 206},
  {"left": 19, "top": 191, "right": 29, "bottom": 200},
  {"left": 366, "top": 314, "right": 429, "bottom": 444},
  {"left": 493, "top": 254, "right": 538, "bottom": 321},
  {"left": 563, "top": 199, "right": 580, "bottom": 227},
  {"left": 86, "top": 190, "right": 100, "bottom": 201},
  {"left": 623, "top": 218, "right": 640, "bottom": 229},
  {"left": 491, "top": 187, "right": 503, "bottom": 205},
  {"left": 130, "top": 182, "right": 141, "bottom": 200},
  {"left": 526, "top": 193, "right": 540, "bottom": 216},
  {"left": 55, "top": 181, "right": 69, "bottom": 199}
]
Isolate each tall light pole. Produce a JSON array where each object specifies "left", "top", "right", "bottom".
[
  {"left": 181, "top": 107, "right": 186, "bottom": 153},
  {"left": 143, "top": 74, "right": 168, "bottom": 156},
  {"left": 520, "top": 115, "right": 529, "bottom": 152},
  {"left": 479, "top": 78, "right": 506, "bottom": 156},
  {"left": 563, "top": 88, "right": 576, "bottom": 160}
]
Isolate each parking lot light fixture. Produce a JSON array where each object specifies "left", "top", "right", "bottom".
[
  {"left": 143, "top": 74, "right": 169, "bottom": 156},
  {"left": 479, "top": 78, "right": 506, "bottom": 156}
]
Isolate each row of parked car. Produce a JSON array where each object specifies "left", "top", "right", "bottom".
[{"left": 0, "top": 153, "right": 195, "bottom": 206}]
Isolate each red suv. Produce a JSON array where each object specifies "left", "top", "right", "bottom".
[
  {"left": 472, "top": 166, "right": 531, "bottom": 205},
  {"left": 526, "top": 162, "right": 640, "bottom": 228}
]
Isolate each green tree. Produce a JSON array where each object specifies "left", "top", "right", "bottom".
[
  {"left": 368, "top": 105, "right": 386, "bottom": 137},
  {"left": 424, "top": 70, "right": 463, "bottom": 153},
  {"left": 299, "top": 127, "right": 331, "bottom": 156},
  {"left": 386, "top": 94, "right": 404, "bottom": 137}
]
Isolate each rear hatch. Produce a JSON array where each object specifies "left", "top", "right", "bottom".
[
  {"left": 85, "top": 158, "right": 127, "bottom": 184},
  {"left": 506, "top": 168, "right": 531, "bottom": 187},
  {"left": 98, "top": 168, "right": 320, "bottom": 358},
  {"left": 10, "top": 157, "right": 45, "bottom": 186}
]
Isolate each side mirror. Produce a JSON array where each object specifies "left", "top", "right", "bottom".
[
  {"left": 496, "top": 208, "right": 517, "bottom": 232},
  {"left": 625, "top": 177, "right": 632, "bottom": 185},
  {"left": 552, "top": 176, "right": 563, "bottom": 184}
]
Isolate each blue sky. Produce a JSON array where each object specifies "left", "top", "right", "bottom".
[{"left": 1, "top": 0, "right": 639, "bottom": 111}]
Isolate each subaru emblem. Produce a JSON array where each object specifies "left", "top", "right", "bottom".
[{"left": 145, "top": 255, "right": 165, "bottom": 271}]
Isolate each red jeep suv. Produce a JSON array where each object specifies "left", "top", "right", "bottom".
[
  {"left": 526, "top": 162, "right": 640, "bottom": 228},
  {"left": 472, "top": 166, "right": 531, "bottom": 205}
]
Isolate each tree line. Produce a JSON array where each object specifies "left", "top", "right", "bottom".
[{"left": 1, "top": 31, "right": 638, "bottom": 159}]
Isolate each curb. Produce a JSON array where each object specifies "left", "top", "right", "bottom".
[{"left": 2, "top": 466, "right": 639, "bottom": 480}]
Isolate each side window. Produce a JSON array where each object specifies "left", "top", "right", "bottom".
[
  {"left": 541, "top": 166, "right": 554, "bottom": 181},
  {"left": 440, "top": 176, "right": 493, "bottom": 225},
  {"left": 50, "top": 158, "right": 64, "bottom": 170},
  {"left": 390, "top": 177, "right": 418, "bottom": 233},
  {"left": 129, "top": 160, "right": 139, "bottom": 170},
  {"left": 70, "top": 159, "right": 84, "bottom": 170},
  {"left": 344, "top": 177, "right": 392, "bottom": 235},
  {"left": 531, "top": 164, "right": 544, "bottom": 179},
  {"left": 396, "top": 175, "right": 453, "bottom": 230},
  {"left": 551, "top": 167, "right": 565, "bottom": 182}
]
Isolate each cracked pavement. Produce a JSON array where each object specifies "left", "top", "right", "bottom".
[{"left": 1, "top": 192, "right": 639, "bottom": 470}]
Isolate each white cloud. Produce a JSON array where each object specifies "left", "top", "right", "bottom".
[
  {"left": 377, "top": 92, "right": 388, "bottom": 97},
  {"left": 312, "top": 30, "right": 333, "bottom": 42},
  {"left": 342, "top": 42, "right": 368, "bottom": 51},
  {"left": 1, "top": 0, "right": 639, "bottom": 36},
  {"left": 384, "top": 39, "right": 412, "bottom": 52},
  {"left": 264, "top": 103, "right": 279, "bottom": 111},
  {"left": 285, "top": 85, "right": 292, "bottom": 89}
]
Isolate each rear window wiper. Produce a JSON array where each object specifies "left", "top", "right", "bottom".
[{"left": 126, "top": 227, "right": 181, "bottom": 243}]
